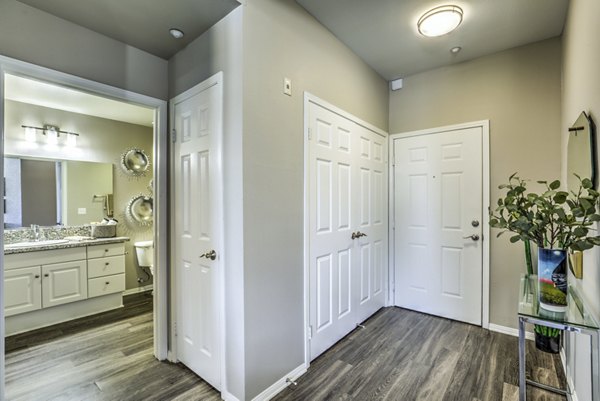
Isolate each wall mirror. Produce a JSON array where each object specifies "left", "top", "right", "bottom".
[
  {"left": 567, "top": 111, "right": 597, "bottom": 192},
  {"left": 126, "top": 194, "right": 153, "bottom": 227},
  {"left": 3, "top": 156, "right": 113, "bottom": 228},
  {"left": 120, "top": 148, "right": 150, "bottom": 177}
]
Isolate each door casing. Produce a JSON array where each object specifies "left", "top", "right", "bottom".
[
  {"left": 0, "top": 54, "right": 169, "bottom": 401},
  {"left": 388, "top": 121, "right": 491, "bottom": 329},
  {"left": 303, "top": 92, "right": 389, "bottom": 367}
]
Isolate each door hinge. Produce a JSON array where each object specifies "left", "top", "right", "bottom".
[
  {"left": 307, "top": 325, "right": 313, "bottom": 340},
  {"left": 171, "top": 129, "right": 177, "bottom": 143},
  {"left": 307, "top": 127, "right": 312, "bottom": 140},
  {"left": 174, "top": 321, "right": 178, "bottom": 337}
]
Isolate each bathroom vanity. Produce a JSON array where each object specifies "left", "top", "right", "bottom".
[{"left": 4, "top": 237, "right": 129, "bottom": 335}]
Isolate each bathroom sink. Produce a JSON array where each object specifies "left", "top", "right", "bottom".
[{"left": 5, "top": 239, "right": 70, "bottom": 249}]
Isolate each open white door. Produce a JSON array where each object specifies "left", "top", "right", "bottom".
[
  {"left": 307, "top": 98, "right": 387, "bottom": 360},
  {"left": 172, "top": 73, "right": 223, "bottom": 390},
  {"left": 393, "top": 125, "right": 485, "bottom": 325}
]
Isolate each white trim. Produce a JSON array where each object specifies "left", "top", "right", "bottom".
[
  {"left": 0, "top": 55, "right": 168, "bottom": 399},
  {"left": 122, "top": 284, "right": 154, "bottom": 296},
  {"left": 388, "top": 120, "right": 491, "bottom": 329},
  {"left": 169, "top": 72, "right": 227, "bottom": 394},
  {"left": 250, "top": 363, "right": 307, "bottom": 401},
  {"left": 302, "top": 92, "right": 388, "bottom": 368},
  {"left": 221, "top": 391, "right": 243, "bottom": 401},
  {"left": 488, "top": 323, "right": 535, "bottom": 341}
]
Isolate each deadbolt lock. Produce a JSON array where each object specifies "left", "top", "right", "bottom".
[{"left": 471, "top": 220, "right": 480, "bottom": 227}]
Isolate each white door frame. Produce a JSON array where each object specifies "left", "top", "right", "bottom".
[
  {"left": 0, "top": 55, "right": 169, "bottom": 400},
  {"left": 389, "top": 120, "right": 490, "bottom": 329},
  {"left": 303, "top": 92, "right": 389, "bottom": 367},
  {"left": 168, "top": 72, "right": 227, "bottom": 394}
]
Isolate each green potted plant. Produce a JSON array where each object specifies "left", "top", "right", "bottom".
[{"left": 490, "top": 174, "right": 600, "bottom": 352}]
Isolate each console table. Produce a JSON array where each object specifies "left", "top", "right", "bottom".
[{"left": 518, "top": 274, "right": 599, "bottom": 401}]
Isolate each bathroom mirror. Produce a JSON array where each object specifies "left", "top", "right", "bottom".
[
  {"left": 120, "top": 148, "right": 150, "bottom": 177},
  {"left": 126, "top": 194, "right": 153, "bottom": 226},
  {"left": 3, "top": 156, "right": 113, "bottom": 228},
  {"left": 567, "top": 111, "right": 597, "bottom": 192}
]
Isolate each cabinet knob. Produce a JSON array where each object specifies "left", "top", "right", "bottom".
[
  {"left": 34, "top": 274, "right": 40, "bottom": 279},
  {"left": 44, "top": 274, "right": 49, "bottom": 277},
  {"left": 105, "top": 249, "right": 109, "bottom": 253},
  {"left": 105, "top": 281, "right": 110, "bottom": 285},
  {"left": 105, "top": 262, "right": 110, "bottom": 266}
]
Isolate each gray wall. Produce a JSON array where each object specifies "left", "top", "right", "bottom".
[
  {"left": 389, "top": 38, "right": 563, "bottom": 329},
  {"left": 169, "top": 7, "right": 246, "bottom": 398},
  {"left": 242, "top": 0, "right": 388, "bottom": 398},
  {"left": 562, "top": 0, "right": 600, "bottom": 398},
  {"left": 0, "top": 0, "right": 168, "bottom": 100},
  {"left": 4, "top": 100, "right": 154, "bottom": 291}
]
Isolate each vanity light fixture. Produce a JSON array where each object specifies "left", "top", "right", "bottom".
[
  {"left": 21, "top": 124, "right": 79, "bottom": 147},
  {"left": 169, "top": 28, "right": 184, "bottom": 39},
  {"left": 418, "top": 5, "right": 463, "bottom": 37}
]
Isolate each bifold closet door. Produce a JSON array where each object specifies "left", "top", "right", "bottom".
[{"left": 308, "top": 101, "right": 387, "bottom": 360}]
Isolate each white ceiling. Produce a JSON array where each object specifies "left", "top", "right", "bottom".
[
  {"left": 5, "top": 74, "right": 155, "bottom": 127},
  {"left": 16, "top": 0, "right": 240, "bottom": 60},
  {"left": 296, "top": 0, "right": 569, "bottom": 80}
]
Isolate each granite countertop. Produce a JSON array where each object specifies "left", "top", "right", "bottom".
[{"left": 4, "top": 237, "right": 130, "bottom": 255}]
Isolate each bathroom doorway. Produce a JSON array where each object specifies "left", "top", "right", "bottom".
[{"left": 0, "top": 55, "right": 168, "bottom": 399}]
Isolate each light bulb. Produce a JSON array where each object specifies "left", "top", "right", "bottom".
[
  {"left": 67, "top": 133, "right": 77, "bottom": 147},
  {"left": 46, "top": 127, "right": 58, "bottom": 145},
  {"left": 25, "top": 127, "right": 36, "bottom": 142}
]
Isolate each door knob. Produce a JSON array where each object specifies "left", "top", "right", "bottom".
[
  {"left": 200, "top": 250, "right": 217, "bottom": 260},
  {"left": 351, "top": 231, "right": 368, "bottom": 240},
  {"left": 463, "top": 234, "right": 480, "bottom": 241}
]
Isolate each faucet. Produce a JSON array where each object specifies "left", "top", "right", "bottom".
[{"left": 31, "top": 224, "right": 40, "bottom": 242}]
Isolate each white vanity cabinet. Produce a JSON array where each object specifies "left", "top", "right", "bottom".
[
  {"left": 4, "top": 240, "right": 128, "bottom": 335},
  {"left": 4, "top": 248, "right": 87, "bottom": 316},
  {"left": 4, "top": 266, "right": 42, "bottom": 317},
  {"left": 86, "top": 243, "right": 126, "bottom": 298}
]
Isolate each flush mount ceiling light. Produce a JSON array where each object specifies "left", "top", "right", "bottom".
[
  {"left": 418, "top": 5, "right": 463, "bottom": 37},
  {"left": 169, "top": 28, "right": 184, "bottom": 39}
]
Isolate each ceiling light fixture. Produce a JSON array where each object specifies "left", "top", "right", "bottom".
[
  {"left": 450, "top": 46, "right": 462, "bottom": 54},
  {"left": 418, "top": 5, "right": 463, "bottom": 37},
  {"left": 169, "top": 28, "right": 184, "bottom": 39}
]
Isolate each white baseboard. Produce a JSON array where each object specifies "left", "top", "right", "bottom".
[
  {"left": 488, "top": 323, "right": 534, "bottom": 341},
  {"left": 122, "top": 284, "right": 154, "bottom": 296},
  {"left": 250, "top": 363, "right": 307, "bottom": 401}
]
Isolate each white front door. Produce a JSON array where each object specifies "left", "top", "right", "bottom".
[
  {"left": 172, "top": 73, "right": 223, "bottom": 390},
  {"left": 393, "top": 126, "right": 483, "bottom": 325},
  {"left": 308, "top": 101, "right": 387, "bottom": 360}
]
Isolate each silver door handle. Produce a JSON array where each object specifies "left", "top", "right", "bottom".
[
  {"left": 200, "top": 250, "right": 217, "bottom": 260},
  {"left": 463, "top": 234, "right": 480, "bottom": 241},
  {"left": 351, "top": 231, "right": 368, "bottom": 240}
]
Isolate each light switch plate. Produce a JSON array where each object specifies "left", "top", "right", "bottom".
[{"left": 283, "top": 77, "right": 292, "bottom": 96}]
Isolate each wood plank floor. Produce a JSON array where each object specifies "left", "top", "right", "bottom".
[{"left": 5, "top": 301, "right": 566, "bottom": 401}]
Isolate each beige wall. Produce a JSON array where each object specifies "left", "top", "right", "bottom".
[
  {"left": 389, "top": 38, "right": 563, "bottom": 329},
  {"left": 4, "top": 100, "right": 154, "bottom": 291},
  {"left": 242, "top": 0, "right": 388, "bottom": 398},
  {"left": 0, "top": 0, "right": 167, "bottom": 100},
  {"left": 562, "top": 0, "right": 600, "bottom": 398},
  {"left": 169, "top": 7, "right": 246, "bottom": 397}
]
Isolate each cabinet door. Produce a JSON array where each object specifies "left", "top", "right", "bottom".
[
  {"left": 42, "top": 260, "right": 88, "bottom": 308},
  {"left": 4, "top": 266, "right": 42, "bottom": 317}
]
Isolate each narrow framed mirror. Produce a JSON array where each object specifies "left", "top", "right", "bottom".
[{"left": 567, "top": 111, "right": 596, "bottom": 192}]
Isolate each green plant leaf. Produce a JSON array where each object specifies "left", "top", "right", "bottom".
[
  {"left": 549, "top": 180, "right": 560, "bottom": 190},
  {"left": 582, "top": 178, "right": 593, "bottom": 189}
]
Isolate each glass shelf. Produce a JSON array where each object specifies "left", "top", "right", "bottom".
[{"left": 519, "top": 274, "right": 599, "bottom": 331}]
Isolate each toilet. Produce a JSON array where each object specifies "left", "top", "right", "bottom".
[{"left": 134, "top": 240, "right": 154, "bottom": 275}]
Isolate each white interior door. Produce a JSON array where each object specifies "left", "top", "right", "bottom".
[
  {"left": 173, "top": 74, "right": 223, "bottom": 390},
  {"left": 393, "top": 126, "right": 483, "bottom": 325},
  {"left": 308, "top": 101, "right": 387, "bottom": 360}
]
